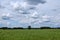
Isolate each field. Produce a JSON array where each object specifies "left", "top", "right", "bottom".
[{"left": 0, "top": 29, "right": 60, "bottom": 40}]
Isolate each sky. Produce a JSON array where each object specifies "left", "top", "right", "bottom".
[{"left": 0, "top": 0, "right": 60, "bottom": 28}]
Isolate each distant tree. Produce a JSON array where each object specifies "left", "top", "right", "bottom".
[
  {"left": 40, "top": 26, "right": 51, "bottom": 29},
  {"left": 13, "top": 27, "right": 23, "bottom": 29},
  {"left": 56, "top": 27, "right": 60, "bottom": 29},
  {"left": 28, "top": 26, "right": 31, "bottom": 29},
  {"left": 7, "top": 28, "right": 12, "bottom": 29},
  {"left": 1, "top": 27, "right": 8, "bottom": 29}
]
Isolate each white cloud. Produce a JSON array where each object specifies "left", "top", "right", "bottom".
[
  {"left": 42, "top": 15, "right": 51, "bottom": 22},
  {"left": 10, "top": 1, "right": 30, "bottom": 10},
  {"left": 31, "top": 11, "right": 38, "bottom": 17},
  {"left": 2, "top": 13, "right": 10, "bottom": 16},
  {"left": 10, "top": 1, "right": 20, "bottom": 10}
]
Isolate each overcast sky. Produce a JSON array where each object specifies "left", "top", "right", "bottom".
[{"left": 0, "top": 0, "right": 60, "bottom": 28}]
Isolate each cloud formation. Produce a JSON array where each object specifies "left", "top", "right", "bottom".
[{"left": 0, "top": 0, "right": 60, "bottom": 27}]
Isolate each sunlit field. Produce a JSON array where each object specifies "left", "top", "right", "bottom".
[{"left": 0, "top": 29, "right": 60, "bottom": 40}]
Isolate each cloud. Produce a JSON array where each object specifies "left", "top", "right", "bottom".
[
  {"left": 26, "top": 0, "right": 46, "bottom": 5},
  {"left": 42, "top": 15, "right": 50, "bottom": 22},
  {"left": 31, "top": 12, "right": 38, "bottom": 17},
  {"left": 0, "top": 5, "right": 5, "bottom": 9},
  {"left": 52, "top": 14, "right": 60, "bottom": 23},
  {"left": 10, "top": 1, "right": 36, "bottom": 15},
  {"left": 2, "top": 16, "right": 10, "bottom": 20},
  {"left": 1, "top": 13, "right": 13, "bottom": 20},
  {"left": 11, "top": 1, "right": 29, "bottom": 10}
]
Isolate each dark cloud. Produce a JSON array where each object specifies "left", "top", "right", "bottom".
[
  {"left": 44, "top": 21, "right": 50, "bottom": 23},
  {"left": 19, "top": 10, "right": 30, "bottom": 14},
  {"left": 2, "top": 16, "right": 10, "bottom": 20},
  {"left": 31, "top": 16, "right": 39, "bottom": 19},
  {"left": 29, "top": 7, "right": 36, "bottom": 10},
  {"left": 27, "top": 0, "right": 46, "bottom": 5},
  {"left": 52, "top": 9, "right": 57, "bottom": 11},
  {"left": 22, "top": 12, "right": 29, "bottom": 14},
  {"left": 0, "top": 5, "right": 5, "bottom": 8}
]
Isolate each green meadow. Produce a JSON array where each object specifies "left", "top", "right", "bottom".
[{"left": 0, "top": 29, "right": 60, "bottom": 40}]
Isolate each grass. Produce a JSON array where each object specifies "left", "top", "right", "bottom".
[{"left": 0, "top": 29, "right": 60, "bottom": 40}]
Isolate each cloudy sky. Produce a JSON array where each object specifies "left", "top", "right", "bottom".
[{"left": 0, "top": 0, "right": 60, "bottom": 28}]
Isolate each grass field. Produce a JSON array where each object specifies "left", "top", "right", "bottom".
[{"left": 0, "top": 29, "right": 60, "bottom": 40}]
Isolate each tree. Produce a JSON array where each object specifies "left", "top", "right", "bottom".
[
  {"left": 28, "top": 26, "right": 31, "bottom": 29},
  {"left": 40, "top": 26, "right": 51, "bottom": 29},
  {"left": 1, "top": 27, "right": 8, "bottom": 29},
  {"left": 13, "top": 27, "right": 23, "bottom": 29}
]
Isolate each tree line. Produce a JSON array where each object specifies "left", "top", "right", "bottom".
[{"left": 0, "top": 26, "right": 60, "bottom": 29}]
